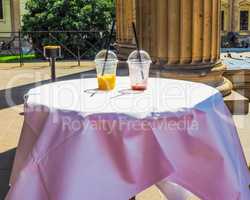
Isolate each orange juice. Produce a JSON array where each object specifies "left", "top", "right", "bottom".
[{"left": 97, "top": 74, "right": 116, "bottom": 90}]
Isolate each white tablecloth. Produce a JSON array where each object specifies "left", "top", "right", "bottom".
[{"left": 7, "top": 77, "right": 250, "bottom": 200}]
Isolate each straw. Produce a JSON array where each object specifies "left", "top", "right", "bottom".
[
  {"left": 102, "top": 20, "right": 116, "bottom": 76},
  {"left": 132, "top": 22, "right": 144, "bottom": 80}
]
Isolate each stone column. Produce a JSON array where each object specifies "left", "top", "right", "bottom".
[
  {"left": 229, "top": 0, "right": 234, "bottom": 31},
  {"left": 116, "top": 0, "right": 232, "bottom": 96},
  {"left": 221, "top": 0, "right": 230, "bottom": 32},
  {"left": 10, "top": 0, "right": 21, "bottom": 32},
  {"left": 231, "top": 0, "right": 239, "bottom": 32},
  {"left": 115, "top": 0, "right": 136, "bottom": 59}
]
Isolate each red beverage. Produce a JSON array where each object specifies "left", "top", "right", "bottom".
[
  {"left": 128, "top": 50, "right": 151, "bottom": 92},
  {"left": 132, "top": 84, "right": 147, "bottom": 91}
]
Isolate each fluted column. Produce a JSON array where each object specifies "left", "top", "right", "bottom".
[
  {"left": 116, "top": 0, "right": 232, "bottom": 96},
  {"left": 229, "top": 0, "right": 234, "bottom": 31},
  {"left": 115, "top": 0, "right": 136, "bottom": 59},
  {"left": 180, "top": 0, "right": 192, "bottom": 64},
  {"left": 10, "top": 0, "right": 21, "bottom": 32},
  {"left": 232, "top": 0, "right": 239, "bottom": 32},
  {"left": 137, "top": 0, "right": 222, "bottom": 66}
]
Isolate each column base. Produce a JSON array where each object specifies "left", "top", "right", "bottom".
[
  {"left": 217, "top": 77, "right": 233, "bottom": 97},
  {"left": 151, "top": 62, "right": 233, "bottom": 97}
]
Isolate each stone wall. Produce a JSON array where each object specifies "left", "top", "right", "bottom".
[
  {"left": 0, "top": 0, "right": 26, "bottom": 40},
  {"left": 0, "top": 0, "right": 12, "bottom": 38}
]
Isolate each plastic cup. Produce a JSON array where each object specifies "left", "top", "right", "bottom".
[
  {"left": 127, "top": 50, "right": 152, "bottom": 90},
  {"left": 95, "top": 50, "right": 118, "bottom": 91}
]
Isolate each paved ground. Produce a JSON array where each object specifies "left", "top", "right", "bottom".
[
  {"left": 0, "top": 62, "right": 97, "bottom": 199},
  {"left": 0, "top": 62, "right": 249, "bottom": 200}
]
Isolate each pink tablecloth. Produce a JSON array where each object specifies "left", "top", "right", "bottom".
[{"left": 6, "top": 77, "right": 250, "bottom": 200}]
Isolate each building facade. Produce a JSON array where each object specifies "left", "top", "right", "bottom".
[
  {"left": 0, "top": 0, "right": 27, "bottom": 39},
  {"left": 221, "top": 0, "right": 250, "bottom": 35}
]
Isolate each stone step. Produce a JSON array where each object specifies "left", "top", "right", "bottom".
[
  {"left": 224, "top": 90, "right": 249, "bottom": 115},
  {"left": 224, "top": 69, "right": 250, "bottom": 100},
  {"left": 0, "top": 149, "right": 16, "bottom": 171},
  {"left": 0, "top": 170, "right": 11, "bottom": 199}
]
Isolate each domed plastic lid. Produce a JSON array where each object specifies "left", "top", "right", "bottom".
[
  {"left": 127, "top": 50, "right": 151, "bottom": 63},
  {"left": 95, "top": 50, "right": 118, "bottom": 62}
]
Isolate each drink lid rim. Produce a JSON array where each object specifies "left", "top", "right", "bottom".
[
  {"left": 95, "top": 59, "right": 118, "bottom": 62},
  {"left": 127, "top": 60, "right": 152, "bottom": 64}
]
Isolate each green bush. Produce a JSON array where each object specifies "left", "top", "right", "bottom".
[{"left": 22, "top": 0, "right": 115, "bottom": 59}]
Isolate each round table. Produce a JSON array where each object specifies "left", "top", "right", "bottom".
[
  {"left": 25, "top": 77, "right": 218, "bottom": 116},
  {"left": 7, "top": 77, "right": 250, "bottom": 200}
]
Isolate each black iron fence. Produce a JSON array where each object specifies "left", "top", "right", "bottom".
[{"left": 0, "top": 30, "right": 116, "bottom": 67}]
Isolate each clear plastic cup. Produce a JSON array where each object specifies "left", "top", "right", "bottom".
[
  {"left": 127, "top": 50, "right": 152, "bottom": 90},
  {"left": 95, "top": 50, "right": 118, "bottom": 90}
]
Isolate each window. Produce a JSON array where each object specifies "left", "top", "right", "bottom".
[
  {"left": 221, "top": 11, "right": 225, "bottom": 31},
  {"left": 240, "top": 11, "right": 249, "bottom": 31},
  {"left": 0, "top": 0, "right": 3, "bottom": 20}
]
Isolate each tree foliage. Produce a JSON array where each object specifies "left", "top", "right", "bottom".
[
  {"left": 22, "top": 0, "right": 115, "bottom": 58},
  {"left": 23, "top": 0, "right": 115, "bottom": 31}
]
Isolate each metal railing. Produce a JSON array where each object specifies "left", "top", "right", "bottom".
[{"left": 0, "top": 30, "right": 116, "bottom": 67}]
